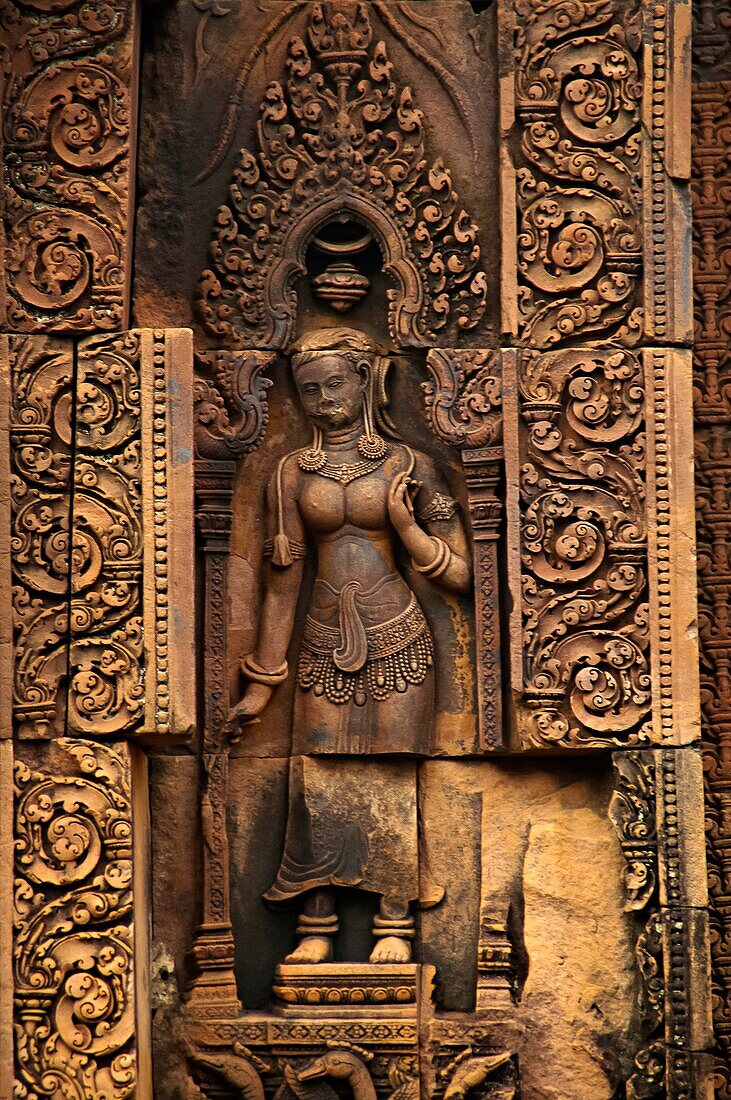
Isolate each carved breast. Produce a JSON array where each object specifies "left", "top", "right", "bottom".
[{"left": 298, "top": 474, "right": 391, "bottom": 536}]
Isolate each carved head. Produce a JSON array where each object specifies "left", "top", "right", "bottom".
[
  {"left": 289, "top": 327, "right": 398, "bottom": 438},
  {"left": 297, "top": 1049, "right": 371, "bottom": 1084}
]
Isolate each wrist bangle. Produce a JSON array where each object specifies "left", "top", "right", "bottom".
[
  {"left": 242, "top": 655, "right": 289, "bottom": 686},
  {"left": 413, "top": 536, "right": 450, "bottom": 578}
]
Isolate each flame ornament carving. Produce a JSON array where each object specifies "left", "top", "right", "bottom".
[{"left": 198, "top": 1, "right": 487, "bottom": 349}]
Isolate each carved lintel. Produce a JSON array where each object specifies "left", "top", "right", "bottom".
[
  {"left": 70, "top": 329, "right": 196, "bottom": 741},
  {"left": 2, "top": 1, "right": 139, "bottom": 331},
  {"left": 11, "top": 739, "right": 150, "bottom": 1099}
]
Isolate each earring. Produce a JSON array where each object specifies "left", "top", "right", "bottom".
[
  {"left": 299, "top": 426, "right": 327, "bottom": 471},
  {"left": 357, "top": 383, "right": 388, "bottom": 460}
]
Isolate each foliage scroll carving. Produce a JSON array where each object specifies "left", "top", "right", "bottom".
[
  {"left": 511, "top": 0, "right": 644, "bottom": 347},
  {"left": 194, "top": 351, "right": 276, "bottom": 462},
  {"left": 69, "top": 330, "right": 195, "bottom": 740},
  {"left": 516, "top": 347, "right": 650, "bottom": 749},
  {"left": 7, "top": 335, "right": 74, "bottom": 740},
  {"left": 1, "top": 0, "right": 137, "bottom": 331},
  {"left": 13, "top": 739, "right": 140, "bottom": 1099}
]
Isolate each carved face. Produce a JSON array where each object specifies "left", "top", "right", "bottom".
[{"left": 294, "top": 354, "right": 366, "bottom": 430}]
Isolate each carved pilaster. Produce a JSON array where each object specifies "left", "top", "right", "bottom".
[
  {"left": 610, "top": 749, "right": 713, "bottom": 1097},
  {"left": 1, "top": 0, "right": 140, "bottom": 331},
  {"left": 424, "top": 349, "right": 503, "bottom": 750},
  {"left": 70, "top": 329, "right": 196, "bottom": 740},
  {"left": 187, "top": 349, "right": 274, "bottom": 1016}
]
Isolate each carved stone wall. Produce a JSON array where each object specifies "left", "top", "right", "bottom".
[
  {"left": 692, "top": 3, "right": 731, "bottom": 1093},
  {"left": 0, "top": 0, "right": 717, "bottom": 1097},
  {"left": 0, "top": 321, "right": 195, "bottom": 1094}
]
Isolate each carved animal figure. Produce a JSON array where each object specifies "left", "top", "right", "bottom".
[
  {"left": 275, "top": 1051, "right": 376, "bottom": 1100},
  {"left": 442, "top": 1052, "right": 514, "bottom": 1100},
  {"left": 192, "top": 1042, "right": 267, "bottom": 1100},
  {"left": 385, "top": 1057, "right": 419, "bottom": 1100}
]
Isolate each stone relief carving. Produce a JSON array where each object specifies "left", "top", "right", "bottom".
[
  {"left": 7, "top": 336, "right": 73, "bottom": 739},
  {"left": 1, "top": 0, "right": 138, "bottom": 331},
  {"left": 197, "top": 1, "right": 488, "bottom": 349},
  {"left": 231, "top": 328, "right": 472, "bottom": 966},
  {"left": 514, "top": 347, "right": 650, "bottom": 749},
  {"left": 692, "top": 25, "right": 731, "bottom": 1092},
  {"left": 4, "top": 330, "right": 196, "bottom": 745},
  {"left": 423, "top": 349, "right": 503, "bottom": 748},
  {"left": 510, "top": 0, "right": 643, "bottom": 347},
  {"left": 0, "top": 0, "right": 715, "bottom": 1097},
  {"left": 12, "top": 739, "right": 142, "bottom": 1099},
  {"left": 610, "top": 748, "right": 713, "bottom": 1098},
  {"left": 70, "top": 330, "right": 196, "bottom": 740}
]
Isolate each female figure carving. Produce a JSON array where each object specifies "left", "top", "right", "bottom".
[{"left": 232, "top": 328, "right": 471, "bottom": 965}]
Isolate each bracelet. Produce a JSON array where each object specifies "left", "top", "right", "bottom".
[
  {"left": 413, "top": 536, "right": 450, "bottom": 578},
  {"left": 242, "top": 654, "right": 289, "bottom": 686}
]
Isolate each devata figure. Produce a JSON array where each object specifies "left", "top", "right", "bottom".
[{"left": 233, "top": 328, "right": 472, "bottom": 965}]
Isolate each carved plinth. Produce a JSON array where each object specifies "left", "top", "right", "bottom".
[
  {"left": 186, "top": 922, "right": 241, "bottom": 1019},
  {"left": 271, "top": 964, "right": 419, "bottom": 1017}
]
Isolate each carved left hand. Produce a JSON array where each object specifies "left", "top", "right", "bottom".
[{"left": 388, "top": 472, "right": 421, "bottom": 536}]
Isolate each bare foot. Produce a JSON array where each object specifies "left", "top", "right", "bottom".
[
  {"left": 284, "top": 935, "right": 333, "bottom": 964},
  {"left": 369, "top": 935, "right": 412, "bottom": 964}
]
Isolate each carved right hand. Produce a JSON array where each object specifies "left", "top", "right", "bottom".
[{"left": 229, "top": 683, "right": 273, "bottom": 726}]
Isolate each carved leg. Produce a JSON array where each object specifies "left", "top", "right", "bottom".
[
  {"left": 370, "top": 897, "right": 414, "bottom": 964},
  {"left": 285, "top": 889, "right": 338, "bottom": 964}
]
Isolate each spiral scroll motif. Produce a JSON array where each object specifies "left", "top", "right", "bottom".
[
  {"left": 519, "top": 348, "right": 650, "bottom": 747},
  {"left": 513, "top": 0, "right": 643, "bottom": 346},
  {"left": 8, "top": 337, "right": 75, "bottom": 738},
  {"left": 2, "top": 1, "right": 134, "bottom": 329},
  {"left": 13, "top": 740, "right": 138, "bottom": 1099},
  {"left": 68, "top": 332, "right": 146, "bottom": 738}
]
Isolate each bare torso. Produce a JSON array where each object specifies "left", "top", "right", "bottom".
[{"left": 296, "top": 448, "right": 413, "bottom": 614}]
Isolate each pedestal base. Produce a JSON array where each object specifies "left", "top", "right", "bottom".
[{"left": 271, "top": 962, "right": 418, "bottom": 1015}]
